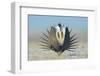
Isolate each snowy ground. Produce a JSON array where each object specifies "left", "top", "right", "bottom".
[{"left": 28, "top": 48, "right": 88, "bottom": 61}]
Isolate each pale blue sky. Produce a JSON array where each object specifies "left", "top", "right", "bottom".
[
  {"left": 28, "top": 15, "right": 88, "bottom": 33},
  {"left": 28, "top": 15, "right": 88, "bottom": 43}
]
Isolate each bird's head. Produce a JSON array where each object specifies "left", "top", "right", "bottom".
[{"left": 55, "top": 24, "right": 65, "bottom": 45}]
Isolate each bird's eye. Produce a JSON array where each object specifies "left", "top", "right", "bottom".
[
  {"left": 57, "top": 32, "right": 60, "bottom": 38},
  {"left": 61, "top": 32, "right": 63, "bottom": 38}
]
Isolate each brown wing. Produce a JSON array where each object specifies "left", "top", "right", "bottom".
[{"left": 48, "top": 26, "right": 59, "bottom": 51}]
